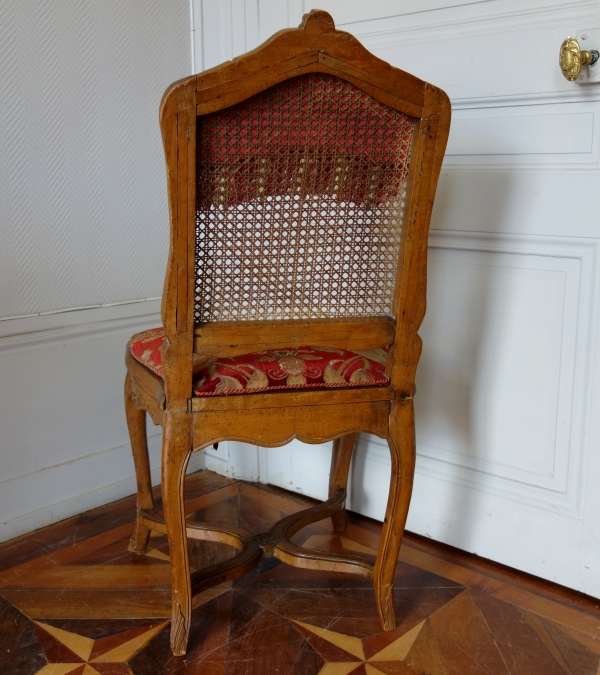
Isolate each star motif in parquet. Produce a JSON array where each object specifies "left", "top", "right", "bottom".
[
  {"left": 2, "top": 474, "right": 600, "bottom": 675},
  {"left": 33, "top": 620, "right": 168, "bottom": 674},
  {"left": 293, "top": 619, "right": 425, "bottom": 674}
]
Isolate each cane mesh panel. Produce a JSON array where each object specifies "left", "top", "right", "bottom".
[{"left": 195, "top": 73, "right": 416, "bottom": 324}]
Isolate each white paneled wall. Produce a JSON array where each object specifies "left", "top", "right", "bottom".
[
  {"left": 195, "top": 0, "right": 600, "bottom": 596},
  {"left": 0, "top": 1, "right": 204, "bottom": 542}
]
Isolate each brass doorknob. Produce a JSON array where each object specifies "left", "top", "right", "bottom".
[{"left": 559, "top": 36, "right": 599, "bottom": 81}]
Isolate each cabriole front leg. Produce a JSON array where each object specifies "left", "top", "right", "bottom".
[
  {"left": 373, "top": 398, "right": 416, "bottom": 631},
  {"left": 162, "top": 412, "right": 193, "bottom": 656},
  {"left": 125, "top": 373, "right": 154, "bottom": 555}
]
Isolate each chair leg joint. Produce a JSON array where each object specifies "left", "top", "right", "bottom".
[{"left": 253, "top": 531, "right": 282, "bottom": 557}]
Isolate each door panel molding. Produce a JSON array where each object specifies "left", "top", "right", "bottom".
[{"left": 355, "top": 230, "right": 599, "bottom": 518}]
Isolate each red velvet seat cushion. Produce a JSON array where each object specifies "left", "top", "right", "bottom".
[{"left": 128, "top": 327, "right": 389, "bottom": 397}]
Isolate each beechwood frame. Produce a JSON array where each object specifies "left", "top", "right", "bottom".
[{"left": 124, "top": 10, "right": 451, "bottom": 656}]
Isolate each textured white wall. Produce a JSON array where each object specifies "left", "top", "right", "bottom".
[
  {"left": 0, "top": 1, "right": 190, "bottom": 319},
  {"left": 0, "top": 1, "right": 203, "bottom": 542}
]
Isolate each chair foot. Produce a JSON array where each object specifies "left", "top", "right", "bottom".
[
  {"left": 170, "top": 598, "right": 190, "bottom": 656},
  {"left": 375, "top": 583, "right": 396, "bottom": 631},
  {"left": 128, "top": 522, "right": 151, "bottom": 555}
]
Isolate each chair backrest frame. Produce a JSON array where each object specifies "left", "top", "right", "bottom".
[{"left": 158, "top": 10, "right": 450, "bottom": 410}]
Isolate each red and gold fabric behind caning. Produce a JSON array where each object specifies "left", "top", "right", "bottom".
[
  {"left": 128, "top": 328, "right": 389, "bottom": 397},
  {"left": 195, "top": 73, "right": 416, "bottom": 324}
]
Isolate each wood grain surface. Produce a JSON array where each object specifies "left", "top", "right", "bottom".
[{"left": 1, "top": 470, "right": 598, "bottom": 674}]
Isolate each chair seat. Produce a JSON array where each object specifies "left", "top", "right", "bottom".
[{"left": 128, "top": 327, "right": 389, "bottom": 397}]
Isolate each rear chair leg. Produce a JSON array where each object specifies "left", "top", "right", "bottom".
[
  {"left": 125, "top": 373, "right": 154, "bottom": 554},
  {"left": 329, "top": 434, "right": 357, "bottom": 533},
  {"left": 373, "top": 399, "right": 416, "bottom": 631},
  {"left": 162, "top": 412, "right": 193, "bottom": 656}
]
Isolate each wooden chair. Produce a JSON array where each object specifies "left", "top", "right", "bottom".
[{"left": 124, "top": 10, "right": 450, "bottom": 656}]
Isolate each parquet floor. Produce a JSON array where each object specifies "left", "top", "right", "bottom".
[{"left": 1, "top": 471, "right": 599, "bottom": 674}]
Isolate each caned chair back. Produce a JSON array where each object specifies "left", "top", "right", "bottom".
[
  {"left": 195, "top": 73, "right": 415, "bottom": 325},
  {"left": 158, "top": 11, "right": 450, "bottom": 404}
]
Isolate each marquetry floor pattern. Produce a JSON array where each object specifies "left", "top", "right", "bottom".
[{"left": 1, "top": 471, "right": 599, "bottom": 674}]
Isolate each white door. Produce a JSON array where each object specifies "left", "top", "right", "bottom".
[{"left": 193, "top": 0, "right": 600, "bottom": 596}]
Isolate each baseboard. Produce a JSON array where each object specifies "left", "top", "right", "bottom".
[
  {"left": 0, "top": 299, "right": 161, "bottom": 543},
  {"left": 0, "top": 436, "right": 205, "bottom": 543}
]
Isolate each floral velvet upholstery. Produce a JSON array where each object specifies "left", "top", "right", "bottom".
[{"left": 128, "top": 327, "right": 389, "bottom": 397}]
